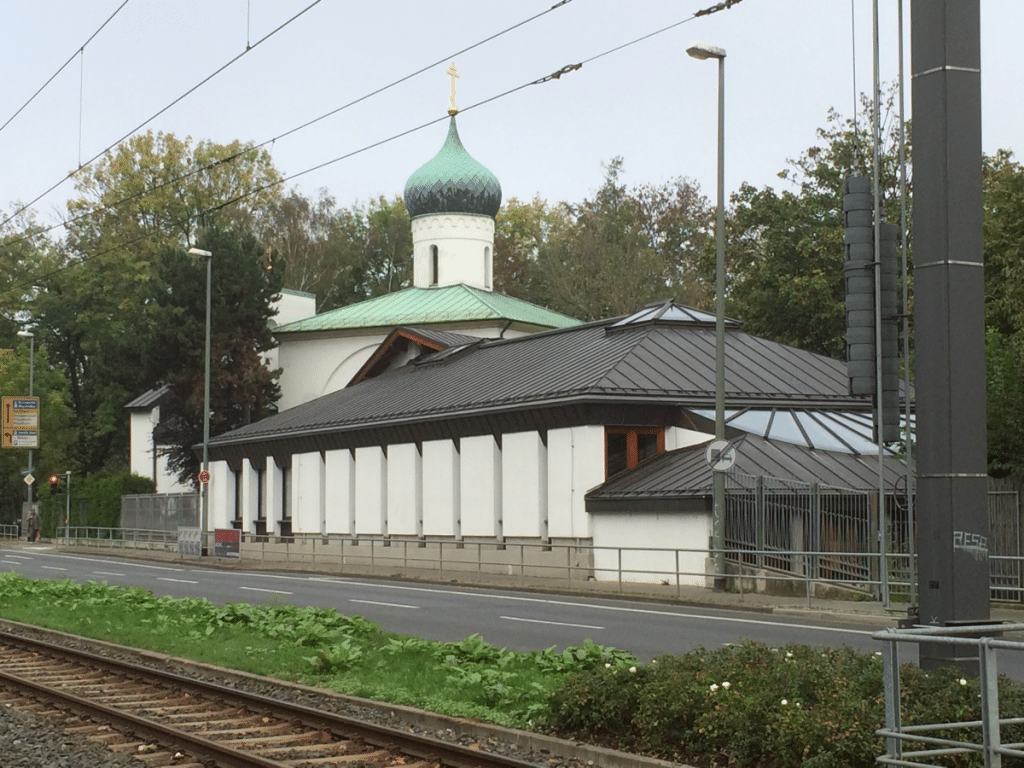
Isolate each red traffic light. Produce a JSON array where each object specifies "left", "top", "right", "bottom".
[{"left": 48, "top": 474, "right": 60, "bottom": 486}]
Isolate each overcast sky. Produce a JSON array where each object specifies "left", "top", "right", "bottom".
[{"left": 1, "top": 1, "right": 1021, "bottom": 229}]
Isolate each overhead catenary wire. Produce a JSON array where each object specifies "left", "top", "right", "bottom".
[
  {"left": 0, "top": 0, "right": 325, "bottom": 231},
  {"left": 1, "top": 3, "right": 735, "bottom": 299},
  {"left": 1, "top": 0, "right": 577, "bottom": 242},
  {"left": 0, "top": 0, "right": 130, "bottom": 139}
]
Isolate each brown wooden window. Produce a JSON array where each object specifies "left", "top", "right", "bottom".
[{"left": 605, "top": 426, "right": 665, "bottom": 478}]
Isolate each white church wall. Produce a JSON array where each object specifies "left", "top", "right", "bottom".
[
  {"left": 277, "top": 335, "right": 385, "bottom": 412},
  {"left": 324, "top": 449, "right": 355, "bottom": 535},
  {"left": 274, "top": 289, "right": 317, "bottom": 326},
  {"left": 355, "top": 446, "right": 387, "bottom": 535},
  {"left": 501, "top": 431, "right": 547, "bottom": 539},
  {"left": 460, "top": 434, "right": 501, "bottom": 538},
  {"left": 423, "top": 439, "right": 459, "bottom": 537},
  {"left": 265, "top": 458, "right": 284, "bottom": 533},
  {"left": 239, "top": 458, "right": 260, "bottom": 534},
  {"left": 208, "top": 461, "right": 234, "bottom": 531},
  {"left": 666, "top": 426, "right": 714, "bottom": 451},
  {"left": 411, "top": 214, "right": 495, "bottom": 290},
  {"left": 386, "top": 443, "right": 421, "bottom": 536},
  {"left": 592, "top": 511, "right": 712, "bottom": 586},
  {"left": 546, "top": 426, "right": 605, "bottom": 540},
  {"left": 293, "top": 451, "right": 325, "bottom": 535}
]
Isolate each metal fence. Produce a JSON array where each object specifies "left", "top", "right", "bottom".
[
  {"left": 875, "top": 623, "right": 1024, "bottom": 766},
  {"left": 120, "top": 493, "right": 198, "bottom": 532},
  {"left": 724, "top": 472, "right": 912, "bottom": 603}
]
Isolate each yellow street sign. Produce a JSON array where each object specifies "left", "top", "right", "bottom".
[{"left": 2, "top": 396, "right": 39, "bottom": 449}]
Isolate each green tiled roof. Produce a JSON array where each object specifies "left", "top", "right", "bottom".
[
  {"left": 274, "top": 284, "right": 580, "bottom": 333},
  {"left": 403, "top": 116, "right": 501, "bottom": 218}
]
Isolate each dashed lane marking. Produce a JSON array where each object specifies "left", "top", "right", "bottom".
[
  {"left": 350, "top": 599, "right": 418, "bottom": 610},
  {"left": 501, "top": 616, "right": 604, "bottom": 630}
]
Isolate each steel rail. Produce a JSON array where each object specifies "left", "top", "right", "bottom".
[{"left": 0, "top": 629, "right": 542, "bottom": 768}]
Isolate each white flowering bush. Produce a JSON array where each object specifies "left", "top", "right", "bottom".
[{"left": 546, "top": 640, "right": 1024, "bottom": 768}]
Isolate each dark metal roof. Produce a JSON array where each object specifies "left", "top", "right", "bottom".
[
  {"left": 586, "top": 431, "right": 906, "bottom": 507},
  {"left": 210, "top": 301, "right": 873, "bottom": 452},
  {"left": 125, "top": 384, "right": 169, "bottom": 410}
]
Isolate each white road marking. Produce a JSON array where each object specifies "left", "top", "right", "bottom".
[
  {"left": 308, "top": 578, "right": 875, "bottom": 636},
  {"left": 239, "top": 586, "right": 293, "bottom": 596},
  {"left": 92, "top": 571, "right": 125, "bottom": 577},
  {"left": 350, "top": 599, "right": 418, "bottom": 610},
  {"left": 1, "top": 555, "right": 29, "bottom": 560},
  {"left": 158, "top": 577, "right": 198, "bottom": 585},
  {"left": 30, "top": 553, "right": 186, "bottom": 572},
  {"left": 40, "top": 566, "right": 67, "bottom": 571},
  {"left": 501, "top": 615, "right": 604, "bottom": 630}
]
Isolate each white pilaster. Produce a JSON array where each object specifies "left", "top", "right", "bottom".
[
  {"left": 460, "top": 435, "right": 501, "bottom": 538},
  {"left": 325, "top": 449, "right": 355, "bottom": 535},
  {"left": 387, "top": 443, "right": 422, "bottom": 536},
  {"left": 501, "top": 431, "right": 547, "bottom": 539},
  {"left": 354, "top": 446, "right": 387, "bottom": 535},
  {"left": 423, "top": 439, "right": 459, "bottom": 537},
  {"left": 546, "top": 426, "right": 605, "bottom": 539},
  {"left": 293, "top": 451, "right": 325, "bottom": 535}
]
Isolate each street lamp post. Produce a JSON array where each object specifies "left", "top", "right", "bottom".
[
  {"left": 16, "top": 331, "right": 35, "bottom": 523},
  {"left": 686, "top": 41, "right": 727, "bottom": 590},
  {"left": 188, "top": 247, "right": 212, "bottom": 550}
]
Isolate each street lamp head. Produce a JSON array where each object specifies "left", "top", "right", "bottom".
[
  {"left": 16, "top": 330, "right": 34, "bottom": 338},
  {"left": 187, "top": 247, "right": 212, "bottom": 259},
  {"left": 686, "top": 42, "right": 726, "bottom": 61}
]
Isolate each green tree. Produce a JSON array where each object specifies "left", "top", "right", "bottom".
[
  {"left": 34, "top": 131, "right": 283, "bottom": 474},
  {"left": 532, "top": 159, "right": 712, "bottom": 321},
  {"left": 149, "top": 227, "right": 283, "bottom": 486},
  {"left": 727, "top": 93, "right": 910, "bottom": 358},
  {"left": 492, "top": 196, "right": 569, "bottom": 301},
  {"left": 982, "top": 150, "right": 1024, "bottom": 474}
]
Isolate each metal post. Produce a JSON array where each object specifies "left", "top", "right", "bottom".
[
  {"left": 188, "top": 247, "right": 212, "bottom": 550},
  {"left": 979, "top": 637, "right": 1002, "bottom": 766},
  {"left": 712, "top": 51, "right": 727, "bottom": 591},
  {"left": 911, "top": 0, "right": 990, "bottom": 667},
  {"left": 687, "top": 42, "right": 728, "bottom": 590},
  {"left": 882, "top": 633, "right": 903, "bottom": 761},
  {"left": 20, "top": 333, "right": 35, "bottom": 522}
]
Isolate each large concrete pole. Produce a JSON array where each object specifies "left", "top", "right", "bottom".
[{"left": 911, "top": 0, "right": 990, "bottom": 667}]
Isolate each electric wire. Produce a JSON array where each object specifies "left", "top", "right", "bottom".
[
  {"left": 1, "top": 0, "right": 575, "bottom": 241},
  {"left": 0, "top": 0, "right": 130, "bottom": 138},
  {"left": 1, "top": 2, "right": 735, "bottom": 299},
  {"left": 0, "top": 0, "right": 325, "bottom": 231},
  {"left": 851, "top": 0, "right": 861, "bottom": 163}
]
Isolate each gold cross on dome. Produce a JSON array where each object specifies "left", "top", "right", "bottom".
[{"left": 446, "top": 62, "right": 460, "bottom": 115}]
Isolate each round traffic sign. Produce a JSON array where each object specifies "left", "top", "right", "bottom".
[
  {"left": 198, "top": 469, "right": 211, "bottom": 485},
  {"left": 704, "top": 439, "right": 737, "bottom": 472}
]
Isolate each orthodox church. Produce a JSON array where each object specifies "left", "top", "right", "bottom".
[{"left": 132, "top": 69, "right": 902, "bottom": 588}]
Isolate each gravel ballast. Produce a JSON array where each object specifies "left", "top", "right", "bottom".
[{"left": 0, "top": 706, "right": 138, "bottom": 768}]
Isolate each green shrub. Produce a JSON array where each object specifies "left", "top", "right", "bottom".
[{"left": 549, "top": 639, "right": 1024, "bottom": 767}]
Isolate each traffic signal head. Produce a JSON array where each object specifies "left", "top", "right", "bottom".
[{"left": 48, "top": 473, "right": 63, "bottom": 494}]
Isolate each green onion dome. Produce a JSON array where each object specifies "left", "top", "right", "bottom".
[{"left": 404, "top": 116, "right": 502, "bottom": 218}]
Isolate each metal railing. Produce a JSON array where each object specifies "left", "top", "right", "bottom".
[
  {"left": 58, "top": 527, "right": 905, "bottom": 603},
  {"left": 875, "top": 623, "right": 1024, "bottom": 767}
]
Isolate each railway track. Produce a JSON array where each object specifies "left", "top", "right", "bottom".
[{"left": 0, "top": 630, "right": 549, "bottom": 768}]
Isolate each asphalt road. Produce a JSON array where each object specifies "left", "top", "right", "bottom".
[{"left": 0, "top": 545, "right": 895, "bottom": 662}]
